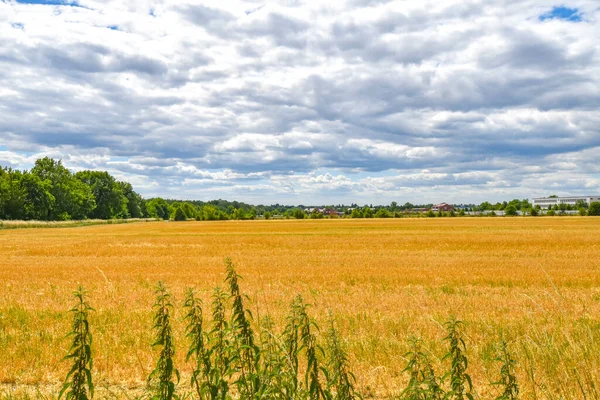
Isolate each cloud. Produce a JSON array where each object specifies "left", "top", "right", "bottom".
[{"left": 0, "top": 0, "right": 599, "bottom": 204}]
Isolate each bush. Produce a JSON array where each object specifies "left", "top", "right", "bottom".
[
  {"left": 374, "top": 209, "right": 391, "bottom": 218},
  {"left": 589, "top": 202, "right": 600, "bottom": 216},
  {"left": 292, "top": 208, "right": 306, "bottom": 219},
  {"left": 264, "top": 211, "right": 271, "bottom": 220},
  {"left": 547, "top": 209, "right": 556, "bottom": 216},
  {"left": 426, "top": 210, "right": 435, "bottom": 218},
  {"left": 579, "top": 208, "right": 587, "bottom": 216},
  {"left": 504, "top": 205, "right": 517, "bottom": 216}
]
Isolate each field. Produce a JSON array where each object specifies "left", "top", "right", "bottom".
[{"left": 1, "top": 218, "right": 600, "bottom": 399}]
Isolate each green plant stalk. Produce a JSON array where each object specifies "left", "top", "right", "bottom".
[
  {"left": 148, "top": 282, "right": 179, "bottom": 400},
  {"left": 59, "top": 286, "right": 95, "bottom": 400}
]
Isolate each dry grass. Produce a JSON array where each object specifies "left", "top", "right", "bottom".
[
  {"left": 1, "top": 218, "right": 599, "bottom": 398},
  {"left": 0, "top": 218, "right": 158, "bottom": 230}
]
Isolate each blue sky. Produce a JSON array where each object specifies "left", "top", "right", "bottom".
[
  {"left": 540, "top": 6, "right": 582, "bottom": 21},
  {"left": 0, "top": 0, "right": 599, "bottom": 205}
]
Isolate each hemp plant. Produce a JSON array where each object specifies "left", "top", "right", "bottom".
[
  {"left": 442, "top": 317, "right": 473, "bottom": 400},
  {"left": 492, "top": 340, "right": 519, "bottom": 400},
  {"left": 59, "top": 286, "right": 95, "bottom": 400},
  {"left": 148, "top": 281, "right": 179, "bottom": 400}
]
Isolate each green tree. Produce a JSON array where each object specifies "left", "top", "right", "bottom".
[
  {"left": 118, "top": 181, "right": 144, "bottom": 218},
  {"left": 21, "top": 172, "right": 55, "bottom": 220},
  {"left": 147, "top": 198, "right": 170, "bottom": 220},
  {"left": 504, "top": 205, "right": 517, "bottom": 216},
  {"left": 248, "top": 207, "right": 257, "bottom": 220},
  {"left": 200, "top": 204, "right": 218, "bottom": 221},
  {"left": 362, "top": 207, "right": 373, "bottom": 218},
  {"left": 178, "top": 202, "right": 198, "bottom": 220},
  {"left": 351, "top": 209, "right": 362, "bottom": 218},
  {"left": 75, "top": 171, "right": 127, "bottom": 219},
  {"left": 234, "top": 208, "right": 246, "bottom": 220},
  {"left": 173, "top": 207, "right": 187, "bottom": 221},
  {"left": 31, "top": 157, "right": 96, "bottom": 220},
  {"left": 588, "top": 202, "right": 600, "bottom": 216},
  {"left": 292, "top": 208, "right": 306, "bottom": 219},
  {"left": 0, "top": 167, "right": 26, "bottom": 220},
  {"left": 478, "top": 201, "right": 492, "bottom": 211},
  {"left": 575, "top": 199, "right": 588, "bottom": 209},
  {"left": 375, "top": 209, "right": 391, "bottom": 218},
  {"left": 263, "top": 211, "right": 272, "bottom": 220}
]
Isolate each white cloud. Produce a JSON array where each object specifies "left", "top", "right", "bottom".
[{"left": 1, "top": 0, "right": 599, "bottom": 204}]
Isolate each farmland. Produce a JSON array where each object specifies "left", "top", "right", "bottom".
[{"left": 1, "top": 218, "right": 600, "bottom": 398}]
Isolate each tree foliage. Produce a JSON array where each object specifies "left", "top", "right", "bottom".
[
  {"left": 588, "top": 202, "right": 600, "bottom": 216},
  {"left": 0, "top": 158, "right": 147, "bottom": 221}
]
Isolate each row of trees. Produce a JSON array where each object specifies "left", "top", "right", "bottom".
[
  {"left": 0, "top": 158, "right": 270, "bottom": 222},
  {"left": 0, "top": 158, "right": 145, "bottom": 221},
  {"left": 3, "top": 159, "right": 599, "bottom": 221}
]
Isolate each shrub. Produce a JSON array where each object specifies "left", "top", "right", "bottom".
[
  {"left": 579, "top": 208, "right": 587, "bottom": 216},
  {"left": 426, "top": 210, "right": 435, "bottom": 218},
  {"left": 504, "top": 205, "right": 517, "bottom": 216},
  {"left": 59, "top": 287, "right": 94, "bottom": 400},
  {"left": 375, "top": 209, "right": 391, "bottom": 218},
  {"left": 589, "top": 202, "right": 600, "bottom": 216},
  {"left": 547, "top": 210, "right": 556, "bottom": 216},
  {"left": 264, "top": 211, "right": 271, "bottom": 220},
  {"left": 292, "top": 208, "right": 306, "bottom": 219}
]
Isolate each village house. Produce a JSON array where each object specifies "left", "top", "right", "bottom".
[{"left": 431, "top": 203, "right": 454, "bottom": 212}]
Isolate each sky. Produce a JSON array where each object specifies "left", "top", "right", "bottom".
[{"left": 0, "top": 0, "right": 599, "bottom": 205}]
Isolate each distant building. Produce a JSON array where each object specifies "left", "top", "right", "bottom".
[
  {"left": 323, "top": 207, "right": 344, "bottom": 217},
  {"left": 431, "top": 203, "right": 454, "bottom": 212},
  {"left": 454, "top": 204, "right": 475, "bottom": 211},
  {"left": 532, "top": 196, "right": 600, "bottom": 209}
]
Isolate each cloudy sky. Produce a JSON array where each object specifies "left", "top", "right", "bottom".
[{"left": 1, "top": 0, "right": 599, "bottom": 205}]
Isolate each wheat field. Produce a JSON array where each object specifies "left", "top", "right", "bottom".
[{"left": 1, "top": 218, "right": 599, "bottom": 398}]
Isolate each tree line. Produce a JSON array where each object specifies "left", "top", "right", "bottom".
[
  {"left": 2, "top": 158, "right": 599, "bottom": 221},
  {"left": 0, "top": 158, "right": 308, "bottom": 221}
]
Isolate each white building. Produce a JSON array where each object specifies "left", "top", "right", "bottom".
[{"left": 532, "top": 196, "right": 600, "bottom": 209}]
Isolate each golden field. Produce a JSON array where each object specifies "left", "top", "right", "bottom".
[{"left": 1, "top": 218, "right": 600, "bottom": 399}]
